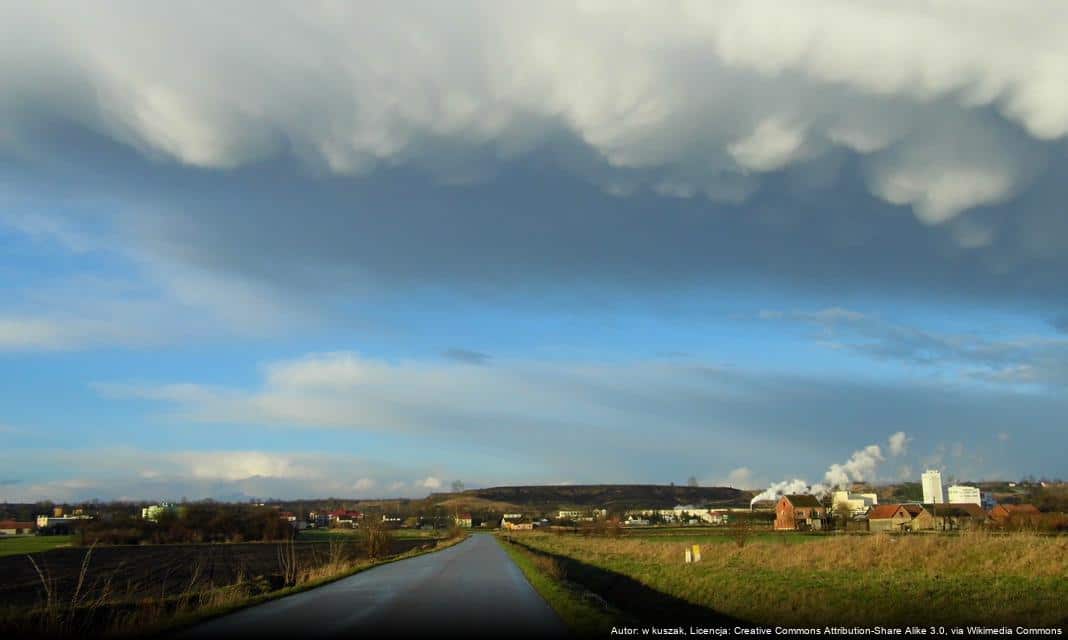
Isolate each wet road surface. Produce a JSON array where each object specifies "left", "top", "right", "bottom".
[{"left": 179, "top": 533, "right": 568, "bottom": 638}]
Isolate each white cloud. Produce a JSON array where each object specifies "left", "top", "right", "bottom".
[
  {"left": 174, "top": 451, "right": 315, "bottom": 482},
  {"left": 728, "top": 118, "right": 808, "bottom": 172},
  {"left": 0, "top": 317, "right": 74, "bottom": 350},
  {"left": 2, "top": 2, "right": 1067, "bottom": 225},
  {"left": 420, "top": 476, "right": 443, "bottom": 490},
  {"left": 0, "top": 447, "right": 445, "bottom": 501}
]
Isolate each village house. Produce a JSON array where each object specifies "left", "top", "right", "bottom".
[
  {"left": 706, "top": 510, "right": 730, "bottom": 525},
  {"left": 867, "top": 504, "right": 934, "bottom": 532},
  {"left": 925, "top": 503, "right": 988, "bottom": 530},
  {"left": 500, "top": 515, "right": 533, "bottom": 530},
  {"left": 900, "top": 504, "right": 935, "bottom": 530},
  {"left": 141, "top": 502, "right": 176, "bottom": 522},
  {"left": 774, "top": 495, "right": 828, "bottom": 531},
  {"left": 35, "top": 510, "right": 92, "bottom": 532},
  {"left": 990, "top": 503, "right": 1041, "bottom": 526},
  {"left": 454, "top": 513, "right": 473, "bottom": 528},
  {"left": 328, "top": 509, "right": 363, "bottom": 527},
  {"left": 0, "top": 520, "right": 35, "bottom": 535}
]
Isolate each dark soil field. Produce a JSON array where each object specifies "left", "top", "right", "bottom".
[{"left": 0, "top": 538, "right": 427, "bottom": 609}]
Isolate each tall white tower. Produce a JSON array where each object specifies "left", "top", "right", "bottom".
[{"left": 922, "top": 469, "right": 944, "bottom": 504}]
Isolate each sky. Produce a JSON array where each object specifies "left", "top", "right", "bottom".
[{"left": 1, "top": 1, "right": 1067, "bottom": 502}]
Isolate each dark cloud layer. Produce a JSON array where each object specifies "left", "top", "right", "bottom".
[{"left": 4, "top": 126, "right": 1068, "bottom": 315}]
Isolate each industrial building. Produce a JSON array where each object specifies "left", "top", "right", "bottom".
[
  {"left": 922, "top": 470, "right": 944, "bottom": 504},
  {"left": 831, "top": 490, "right": 878, "bottom": 516},
  {"left": 947, "top": 485, "right": 981, "bottom": 506}
]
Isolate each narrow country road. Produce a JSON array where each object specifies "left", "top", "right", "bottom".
[{"left": 179, "top": 534, "right": 569, "bottom": 639}]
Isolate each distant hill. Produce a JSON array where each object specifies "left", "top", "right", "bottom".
[{"left": 430, "top": 484, "right": 752, "bottom": 511}]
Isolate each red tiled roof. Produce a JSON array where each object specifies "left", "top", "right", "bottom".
[
  {"left": 1000, "top": 504, "right": 1040, "bottom": 514},
  {"left": 868, "top": 504, "right": 906, "bottom": 520}
]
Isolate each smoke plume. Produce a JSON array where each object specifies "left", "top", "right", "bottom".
[{"left": 749, "top": 432, "right": 908, "bottom": 505}]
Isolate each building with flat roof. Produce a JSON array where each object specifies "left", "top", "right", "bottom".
[
  {"left": 922, "top": 470, "right": 944, "bottom": 504},
  {"left": 947, "top": 485, "right": 981, "bottom": 506},
  {"left": 831, "top": 490, "right": 878, "bottom": 516}
]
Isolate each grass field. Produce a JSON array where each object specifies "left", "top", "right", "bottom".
[
  {"left": 298, "top": 528, "right": 440, "bottom": 541},
  {"left": 0, "top": 535, "right": 75, "bottom": 558},
  {"left": 514, "top": 530, "right": 1068, "bottom": 627},
  {"left": 496, "top": 536, "right": 617, "bottom": 636},
  {"left": 619, "top": 529, "right": 813, "bottom": 545}
]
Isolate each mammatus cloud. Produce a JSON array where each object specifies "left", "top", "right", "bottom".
[{"left": 2, "top": 2, "right": 1067, "bottom": 224}]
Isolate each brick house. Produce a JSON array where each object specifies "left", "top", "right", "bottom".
[
  {"left": 0, "top": 520, "right": 35, "bottom": 535},
  {"left": 774, "top": 495, "right": 827, "bottom": 531}
]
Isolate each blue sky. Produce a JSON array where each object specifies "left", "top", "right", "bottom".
[{"left": 2, "top": 2, "right": 1067, "bottom": 501}]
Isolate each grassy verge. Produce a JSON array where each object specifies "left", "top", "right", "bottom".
[
  {"left": 496, "top": 535, "right": 618, "bottom": 637},
  {"left": 516, "top": 530, "right": 1068, "bottom": 627},
  {"left": 0, "top": 535, "right": 75, "bottom": 558}
]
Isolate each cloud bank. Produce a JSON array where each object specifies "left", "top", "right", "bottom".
[
  {"left": 1, "top": 2, "right": 1068, "bottom": 322},
  {"left": 3, "top": 2, "right": 1066, "bottom": 221}
]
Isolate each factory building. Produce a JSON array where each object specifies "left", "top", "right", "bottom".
[{"left": 922, "top": 469, "right": 944, "bottom": 504}]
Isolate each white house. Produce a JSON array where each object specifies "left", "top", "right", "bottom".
[{"left": 141, "top": 502, "right": 175, "bottom": 522}]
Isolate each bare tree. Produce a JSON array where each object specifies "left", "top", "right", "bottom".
[
  {"left": 451, "top": 480, "right": 465, "bottom": 493},
  {"left": 834, "top": 502, "right": 853, "bottom": 531}
]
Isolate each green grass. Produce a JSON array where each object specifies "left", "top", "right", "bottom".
[
  {"left": 622, "top": 530, "right": 816, "bottom": 544},
  {"left": 516, "top": 531, "right": 1068, "bottom": 627},
  {"left": 496, "top": 536, "right": 617, "bottom": 637},
  {"left": 0, "top": 535, "right": 75, "bottom": 558}
]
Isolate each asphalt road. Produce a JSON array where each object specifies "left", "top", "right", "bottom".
[{"left": 179, "top": 534, "right": 569, "bottom": 639}]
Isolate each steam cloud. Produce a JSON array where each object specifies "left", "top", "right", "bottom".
[{"left": 749, "top": 432, "right": 908, "bottom": 505}]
